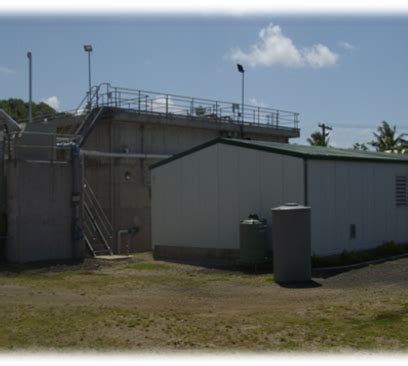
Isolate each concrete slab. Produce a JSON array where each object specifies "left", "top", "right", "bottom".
[{"left": 96, "top": 255, "right": 130, "bottom": 261}]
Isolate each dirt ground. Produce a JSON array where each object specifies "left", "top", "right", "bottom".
[{"left": 0, "top": 252, "right": 408, "bottom": 352}]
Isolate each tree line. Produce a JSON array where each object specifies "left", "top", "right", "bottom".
[
  {"left": 0, "top": 98, "right": 57, "bottom": 122},
  {"left": 308, "top": 121, "right": 408, "bottom": 153}
]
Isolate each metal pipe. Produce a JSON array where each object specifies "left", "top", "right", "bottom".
[
  {"left": 27, "top": 51, "right": 32, "bottom": 124},
  {"left": 80, "top": 150, "right": 170, "bottom": 159},
  {"left": 71, "top": 143, "right": 83, "bottom": 259},
  {"left": 117, "top": 229, "right": 129, "bottom": 255}
]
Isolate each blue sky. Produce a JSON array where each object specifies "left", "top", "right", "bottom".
[{"left": 0, "top": 15, "right": 408, "bottom": 147}]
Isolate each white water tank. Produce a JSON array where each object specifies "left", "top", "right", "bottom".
[{"left": 271, "top": 203, "right": 311, "bottom": 283}]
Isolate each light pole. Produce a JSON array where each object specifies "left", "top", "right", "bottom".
[
  {"left": 237, "top": 63, "right": 245, "bottom": 138},
  {"left": 27, "top": 51, "right": 32, "bottom": 123},
  {"left": 83, "top": 44, "right": 93, "bottom": 108}
]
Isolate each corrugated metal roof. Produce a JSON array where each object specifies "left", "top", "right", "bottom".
[{"left": 150, "top": 138, "right": 408, "bottom": 170}]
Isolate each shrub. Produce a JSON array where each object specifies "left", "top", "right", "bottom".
[{"left": 312, "top": 241, "right": 408, "bottom": 268}]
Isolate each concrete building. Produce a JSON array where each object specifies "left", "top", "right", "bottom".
[
  {"left": 150, "top": 138, "right": 408, "bottom": 262},
  {"left": 48, "top": 83, "right": 300, "bottom": 255},
  {"left": 0, "top": 116, "right": 84, "bottom": 263}
]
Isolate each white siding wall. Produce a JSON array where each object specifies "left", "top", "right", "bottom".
[
  {"left": 151, "top": 144, "right": 304, "bottom": 250},
  {"left": 308, "top": 160, "right": 408, "bottom": 256}
]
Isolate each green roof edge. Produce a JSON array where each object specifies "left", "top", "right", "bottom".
[{"left": 149, "top": 137, "right": 408, "bottom": 170}]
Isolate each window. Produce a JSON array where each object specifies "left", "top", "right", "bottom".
[{"left": 395, "top": 176, "right": 407, "bottom": 206}]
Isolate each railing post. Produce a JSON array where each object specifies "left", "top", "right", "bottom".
[
  {"left": 253, "top": 110, "right": 255, "bottom": 124},
  {"left": 166, "top": 95, "right": 169, "bottom": 116},
  {"left": 138, "top": 91, "right": 141, "bottom": 113},
  {"left": 191, "top": 98, "right": 194, "bottom": 115},
  {"left": 276, "top": 111, "right": 280, "bottom": 126},
  {"left": 258, "top": 107, "right": 260, "bottom": 125},
  {"left": 215, "top": 101, "right": 218, "bottom": 121}
]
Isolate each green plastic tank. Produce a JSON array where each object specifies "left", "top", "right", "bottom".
[{"left": 239, "top": 214, "right": 268, "bottom": 265}]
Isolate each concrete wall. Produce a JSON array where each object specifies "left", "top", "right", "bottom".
[
  {"left": 151, "top": 143, "right": 304, "bottom": 258},
  {"left": 308, "top": 160, "right": 408, "bottom": 256},
  {"left": 5, "top": 160, "right": 77, "bottom": 263},
  {"left": 82, "top": 114, "right": 296, "bottom": 253}
]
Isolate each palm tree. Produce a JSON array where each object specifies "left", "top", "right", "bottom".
[
  {"left": 352, "top": 142, "right": 368, "bottom": 151},
  {"left": 307, "top": 131, "right": 328, "bottom": 147},
  {"left": 369, "top": 121, "right": 407, "bottom": 152}
]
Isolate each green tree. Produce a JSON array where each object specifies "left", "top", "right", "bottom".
[
  {"left": 0, "top": 98, "right": 57, "bottom": 122},
  {"left": 307, "top": 131, "right": 329, "bottom": 147},
  {"left": 369, "top": 121, "right": 407, "bottom": 152},
  {"left": 352, "top": 142, "right": 368, "bottom": 151}
]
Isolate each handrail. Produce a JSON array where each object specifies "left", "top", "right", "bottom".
[
  {"left": 16, "top": 82, "right": 300, "bottom": 131},
  {"left": 91, "top": 83, "right": 300, "bottom": 130}
]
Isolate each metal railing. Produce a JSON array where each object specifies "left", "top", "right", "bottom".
[
  {"left": 16, "top": 82, "right": 300, "bottom": 133},
  {"left": 83, "top": 178, "right": 114, "bottom": 256},
  {"left": 3, "top": 131, "right": 75, "bottom": 162},
  {"left": 88, "top": 83, "right": 300, "bottom": 130}
]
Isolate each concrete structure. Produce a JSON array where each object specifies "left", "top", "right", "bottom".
[
  {"left": 150, "top": 138, "right": 408, "bottom": 262},
  {"left": 0, "top": 124, "right": 84, "bottom": 263},
  {"left": 49, "top": 83, "right": 300, "bottom": 254},
  {"left": 272, "top": 204, "right": 311, "bottom": 283}
]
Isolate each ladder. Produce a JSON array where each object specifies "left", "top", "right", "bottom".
[{"left": 83, "top": 178, "right": 114, "bottom": 257}]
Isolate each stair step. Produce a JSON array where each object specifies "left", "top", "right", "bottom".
[{"left": 83, "top": 177, "right": 114, "bottom": 257}]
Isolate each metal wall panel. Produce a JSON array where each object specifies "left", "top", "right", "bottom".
[
  {"left": 151, "top": 143, "right": 305, "bottom": 251},
  {"left": 308, "top": 160, "right": 408, "bottom": 256}
]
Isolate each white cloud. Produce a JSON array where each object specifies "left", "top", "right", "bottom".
[
  {"left": 248, "top": 98, "right": 267, "bottom": 107},
  {"left": 338, "top": 41, "right": 355, "bottom": 51},
  {"left": 229, "top": 23, "right": 338, "bottom": 69},
  {"left": 0, "top": 66, "right": 15, "bottom": 76},
  {"left": 43, "top": 96, "right": 60, "bottom": 111},
  {"left": 150, "top": 95, "right": 186, "bottom": 114},
  {"left": 303, "top": 44, "right": 338, "bottom": 68}
]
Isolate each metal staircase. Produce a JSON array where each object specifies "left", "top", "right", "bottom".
[{"left": 83, "top": 178, "right": 114, "bottom": 257}]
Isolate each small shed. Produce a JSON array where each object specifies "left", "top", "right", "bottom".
[{"left": 150, "top": 138, "right": 408, "bottom": 262}]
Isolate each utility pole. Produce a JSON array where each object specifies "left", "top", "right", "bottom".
[
  {"left": 237, "top": 64, "right": 245, "bottom": 138},
  {"left": 83, "top": 45, "right": 93, "bottom": 109},
  {"left": 318, "top": 123, "right": 332, "bottom": 146},
  {"left": 27, "top": 51, "right": 32, "bottom": 123}
]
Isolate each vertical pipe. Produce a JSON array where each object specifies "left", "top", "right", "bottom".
[
  {"left": 71, "top": 143, "right": 83, "bottom": 260},
  {"left": 27, "top": 52, "right": 32, "bottom": 123}
]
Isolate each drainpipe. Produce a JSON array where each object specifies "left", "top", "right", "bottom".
[
  {"left": 117, "top": 226, "right": 139, "bottom": 255},
  {"left": 117, "top": 229, "right": 129, "bottom": 255},
  {"left": 71, "top": 143, "right": 83, "bottom": 259}
]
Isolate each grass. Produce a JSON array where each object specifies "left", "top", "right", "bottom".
[
  {"left": 126, "top": 262, "right": 171, "bottom": 271},
  {"left": 0, "top": 253, "right": 408, "bottom": 351}
]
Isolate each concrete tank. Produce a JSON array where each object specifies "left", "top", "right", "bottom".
[
  {"left": 239, "top": 214, "right": 268, "bottom": 265},
  {"left": 271, "top": 203, "right": 311, "bottom": 283}
]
